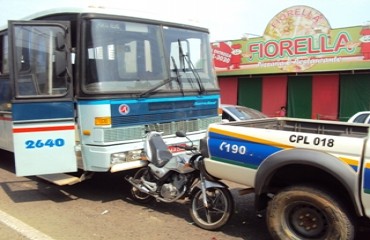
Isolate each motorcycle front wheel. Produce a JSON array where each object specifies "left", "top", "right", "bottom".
[
  {"left": 189, "top": 187, "right": 233, "bottom": 230},
  {"left": 130, "top": 168, "right": 154, "bottom": 204}
]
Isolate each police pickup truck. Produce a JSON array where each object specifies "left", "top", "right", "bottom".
[{"left": 205, "top": 117, "right": 370, "bottom": 240}]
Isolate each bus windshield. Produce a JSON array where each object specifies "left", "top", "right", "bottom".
[{"left": 83, "top": 19, "right": 217, "bottom": 95}]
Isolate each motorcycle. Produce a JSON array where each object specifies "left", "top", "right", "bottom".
[{"left": 125, "top": 131, "right": 233, "bottom": 230}]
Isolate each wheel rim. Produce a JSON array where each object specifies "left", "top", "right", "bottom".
[
  {"left": 192, "top": 189, "right": 228, "bottom": 226},
  {"left": 285, "top": 202, "right": 328, "bottom": 238},
  {"left": 132, "top": 186, "right": 151, "bottom": 200},
  {"left": 131, "top": 169, "right": 152, "bottom": 201}
]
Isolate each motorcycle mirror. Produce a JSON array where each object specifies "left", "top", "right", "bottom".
[
  {"left": 175, "top": 131, "right": 186, "bottom": 138},
  {"left": 176, "top": 131, "right": 194, "bottom": 149}
]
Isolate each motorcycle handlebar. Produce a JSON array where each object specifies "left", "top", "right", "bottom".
[
  {"left": 173, "top": 145, "right": 197, "bottom": 151},
  {"left": 184, "top": 146, "right": 197, "bottom": 151}
]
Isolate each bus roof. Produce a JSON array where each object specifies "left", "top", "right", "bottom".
[{"left": 0, "top": 6, "right": 209, "bottom": 32}]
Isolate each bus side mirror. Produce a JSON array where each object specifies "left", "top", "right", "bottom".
[
  {"left": 55, "top": 51, "right": 67, "bottom": 77},
  {"left": 55, "top": 32, "right": 67, "bottom": 77},
  {"left": 56, "top": 32, "right": 66, "bottom": 51}
]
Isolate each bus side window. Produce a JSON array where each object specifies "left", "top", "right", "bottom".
[
  {"left": 17, "top": 74, "right": 38, "bottom": 95},
  {"left": 13, "top": 25, "right": 68, "bottom": 97},
  {"left": 0, "top": 76, "right": 12, "bottom": 110},
  {"left": 0, "top": 34, "right": 12, "bottom": 110},
  {"left": 1, "top": 34, "right": 9, "bottom": 75}
]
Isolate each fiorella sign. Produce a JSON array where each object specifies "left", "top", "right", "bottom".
[{"left": 212, "top": 5, "right": 370, "bottom": 75}]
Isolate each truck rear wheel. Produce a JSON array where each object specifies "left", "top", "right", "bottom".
[{"left": 266, "top": 185, "right": 355, "bottom": 240}]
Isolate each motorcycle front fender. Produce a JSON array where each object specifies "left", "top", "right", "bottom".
[
  {"left": 190, "top": 179, "right": 228, "bottom": 198},
  {"left": 196, "top": 179, "right": 228, "bottom": 189}
]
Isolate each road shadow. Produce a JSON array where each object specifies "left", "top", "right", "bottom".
[
  {"left": 0, "top": 152, "right": 270, "bottom": 239},
  {"left": 0, "top": 149, "right": 131, "bottom": 203},
  {"left": 118, "top": 174, "right": 272, "bottom": 240}
]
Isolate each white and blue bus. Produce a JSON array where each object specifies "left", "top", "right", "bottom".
[{"left": 0, "top": 6, "right": 220, "bottom": 184}]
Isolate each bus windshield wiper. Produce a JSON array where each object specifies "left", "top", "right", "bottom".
[
  {"left": 138, "top": 57, "right": 183, "bottom": 98},
  {"left": 178, "top": 39, "right": 205, "bottom": 94},
  {"left": 171, "top": 56, "right": 184, "bottom": 96},
  {"left": 138, "top": 78, "right": 173, "bottom": 98}
]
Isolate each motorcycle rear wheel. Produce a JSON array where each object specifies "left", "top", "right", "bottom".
[
  {"left": 130, "top": 168, "right": 154, "bottom": 204},
  {"left": 189, "top": 187, "right": 233, "bottom": 230}
]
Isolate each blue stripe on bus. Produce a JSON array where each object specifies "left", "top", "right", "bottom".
[
  {"left": 12, "top": 101, "right": 74, "bottom": 121},
  {"left": 77, "top": 95, "right": 220, "bottom": 127},
  {"left": 77, "top": 95, "right": 219, "bottom": 105},
  {"left": 113, "top": 95, "right": 219, "bottom": 126},
  {"left": 77, "top": 100, "right": 110, "bottom": 105}
]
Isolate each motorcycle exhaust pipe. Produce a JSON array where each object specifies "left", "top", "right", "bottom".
[{"left": 125, "top": 176, "right": 150, "bottom": 194}]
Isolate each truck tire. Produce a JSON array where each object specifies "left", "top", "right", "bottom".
[{"left": 266, "top": 185, "right": 355, "bottom": 240}]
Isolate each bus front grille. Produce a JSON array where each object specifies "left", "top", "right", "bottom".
[
  {"left": 111, "top": 109, "right": 217, "bottom": 127},
  {"left": 103, "top": 116, "right": 221, "bottom": 143}
]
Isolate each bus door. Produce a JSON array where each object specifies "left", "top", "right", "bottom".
[{"left": 8, "top": 21, "right": 77, "bottom": 176}]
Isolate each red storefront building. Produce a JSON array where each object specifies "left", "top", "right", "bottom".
[{"left": 212, "top": 5, "right": 370, "bottom": 121}]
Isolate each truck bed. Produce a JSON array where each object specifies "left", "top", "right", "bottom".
[{"left": 222, "top": 117, "right": 369, "bottom": 138}]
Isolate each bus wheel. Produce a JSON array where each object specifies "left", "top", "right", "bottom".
[{"left": 266, "top": 185, "right": 355, "bottom": 240}]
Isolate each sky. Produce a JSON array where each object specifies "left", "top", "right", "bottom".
[{"left": 0, "top": 0, "right": 369, "bottom": 42}]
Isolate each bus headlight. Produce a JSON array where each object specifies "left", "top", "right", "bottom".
[
  {"left": 111, "top": 152, "right": 126, "bottom": 164},
  {"left": 111, "top": 150, "right": 143, "bottom": 164}
]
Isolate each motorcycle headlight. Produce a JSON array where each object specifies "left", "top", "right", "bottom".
[
  {"left": 190, "top": 155, "right": 204, "bottom": 170},
  {"left": 199, "top": 138, "right": 209, "bottom": 158}
]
